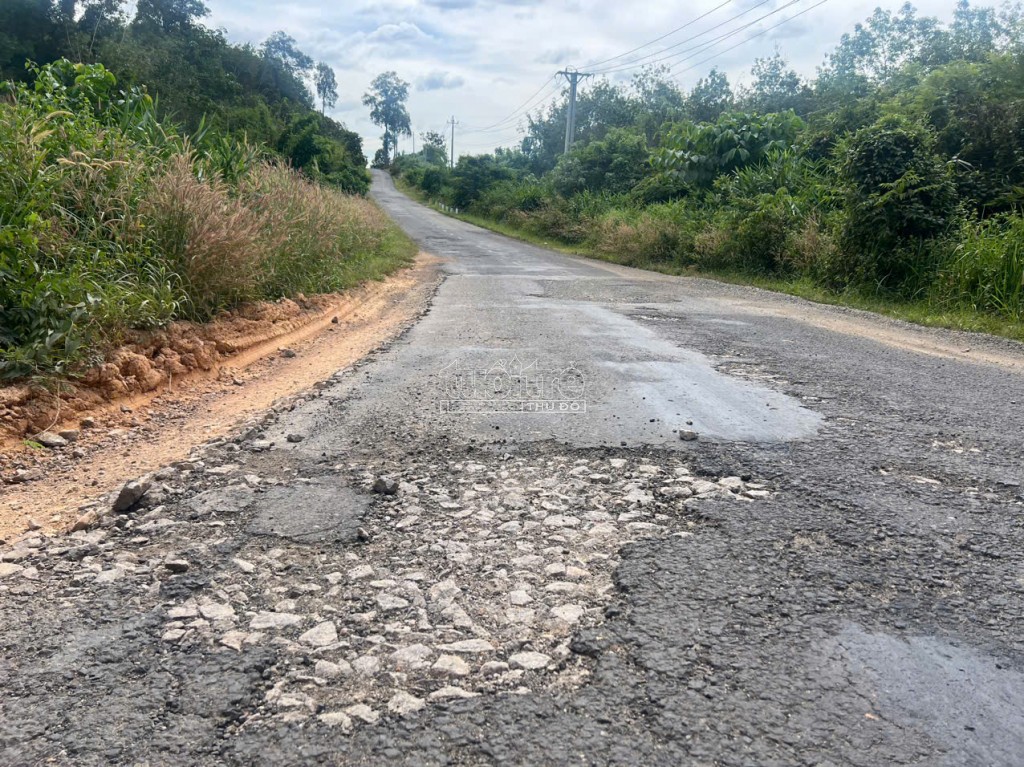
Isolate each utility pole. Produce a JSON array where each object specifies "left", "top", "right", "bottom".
[
  {"left": 447, "top": 116, "right": 458, "bottom": 168},
  {"left": 558, "top": 69, "right": 592, "bottom": 154}
]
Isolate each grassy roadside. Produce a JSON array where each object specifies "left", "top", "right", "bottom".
[
  {"left": 0, "top": 61, "right": 419, "bottom": 382},
  {"left": 395, "top": 178, "right": 1024, "bottom": 343}
]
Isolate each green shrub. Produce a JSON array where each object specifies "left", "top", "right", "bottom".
[
  {"left": 550, "top": 128, "right": 649, "bottom": 197},
  {"left": 836, "top": 115, "right": 959, "bottom": 290},
  {"left": 652, "top": 111, "right": 804, "bottom": 189}
]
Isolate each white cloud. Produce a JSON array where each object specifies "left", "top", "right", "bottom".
[
  {"left": 203, "top": 0, "right": 971, "bottom": 159},
  {"left": 416, "top": 70, "right": 466, "bottom": 91}
]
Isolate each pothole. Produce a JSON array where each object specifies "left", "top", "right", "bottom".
[{"left": 155, "top": 449, "right": 773, "bottom": 732}]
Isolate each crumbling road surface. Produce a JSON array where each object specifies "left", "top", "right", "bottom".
[{"left": 2, "top": 170, "right": 1023, "bottom": 766}]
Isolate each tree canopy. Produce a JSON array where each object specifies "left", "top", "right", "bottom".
[
  {"left": 0, "top": 0, "right": 368, "bottom": 192},
  {"left": 363, "top": 71, "right": 411, "bottom": 166}
]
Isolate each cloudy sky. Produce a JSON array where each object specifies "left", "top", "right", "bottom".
[{"left": 203, "top": 0, "right": 968, "bottom": 159}]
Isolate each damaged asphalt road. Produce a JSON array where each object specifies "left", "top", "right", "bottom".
[{"left": 2, "top": 171, "right": 1024, "bottom": 766}]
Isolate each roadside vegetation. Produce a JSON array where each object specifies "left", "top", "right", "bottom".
[
  {"left": 0, "top": 4, "right": 416, "bottom": 381},
  {"left": 393, "top": 1, "right": 1024, "bottom": 340}
]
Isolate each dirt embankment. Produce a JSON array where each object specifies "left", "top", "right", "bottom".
[
  {"left": 0, "top": 253, "right": 442, "bottom": 541},
  {"left": 0, "top": 294, "right": 344, "bottom": 438}
]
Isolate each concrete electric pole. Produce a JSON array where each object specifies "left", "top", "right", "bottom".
[
  {"left": 447, "top": 116, "right": 458, "bottom": 168},
  {"left": 558, "top": 69, "right": 592, "bottom": 154}
]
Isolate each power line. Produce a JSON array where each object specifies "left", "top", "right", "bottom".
[
  {"left": 461, "top": 75, "right": 559, "bottom": 134},
  {"left": 448, "top": 0, "right": 832, "bottom": 158},
  {"left": 593, "top": 0, "right": 810, "bottom": 77},
  {"left": 580, "top": 0, "right": 735, "bottom": 70},
  {"left": 460, "top": 81, "right": 563, "bottom": 135},
  {"left": 457, "top": 5, "right": 758, "bottom": 139},
  {"left": 671, "top": 0, "right": 832, "bottom": 80},
  {"left": 588, "top": 0, "right": 776, "bottom": 75}
]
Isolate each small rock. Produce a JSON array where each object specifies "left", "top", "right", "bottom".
[
  {"left": 509, "top": 590, "right": 533, "bottom": 606},
  {"left": 543, "top": 515, "right": 580, "bottom": 528},
  {"left": 660, "top": 486, "right": 693, "bottom": 500},
  {"left": 509, "top": 651, "right": 551, "bottom": 671},
  {"left": 315, "top": 659, "right": 352, "bottom": 679},
  {"left": 58, "top": 429, "right": 80, "bottom": 443},
  {"left": 167, "top": 604, "right": 198, "bottom": 619},
  {"left": 376, "top": 593, "right": 410, "bottom": 612},
  {"left": 432, "top": 654, "right": 471, "bottom": 677},
  {"left": 545, "top": 581, "right": 579, "bottom": 594},
  {"left": 35, "top": 431, "right": 68, "bottom": 449},
  {"left": 348, "top": 564, "right": 375, "bottom": 579},
  {"left": 279, "top": 347, "right": 297, "bottom": 358},
  {"left": 691, "top": 480, "right": 720, "bottom": 495},
  {"left": 70, "top": 510, "right": 100, "bottom": 532},
  {"left": 113, "top": 478, "right": 151, "bottom": 512},
  {"left": 344, "top": 704, "right": 379, "bottom": 725},
  {"left": 250, "top": 611, "right": 303, "bottom": 630},
  {"left": 285, "top": 433, "right": 304, "bottom": 443},
  {"left": 480, "top": 661, "right": 510, "bottom": 676},
  {"left": 162, "top": 629, "right": 187, "bottom": 643},
  {"left": 0, "top": 563, "right": 24, "bottom": 578},
  {"left": 392, "top": 643, "right": 433, "bottom": 669},
  {"left": 163, "top": 559, "right": 190, "bottom": 574},
  {"left": 199, "top": 602, "right": 235, "bottom": 621},
  {"left": 299, "top": 621, "right": 338, "bottom": 648},
  {"left": 80, "top": 417, "right": 96, "bottom": 429},
  {"left": 233, "top": 558, "right": 256, "bottom": 574},
  {"left": 352, "top": 655, "right": 381, "bottom": 675},
  {"left": 219, "top": 631, "right": 247, "bottom": 651},
  {"left": 429, "top": 686, "right": 479, "bottom": 701},
  {"left": 10, "top": 469, "right": 43, "bottom": 484},
  {"left": 437, "top": 639, "right": 494, "bottom": 654},
  {"left": 318, "top": 711, "right": 352, "bottom": 730},
  {"left": 679, "top": 430, "right": 699, "bottom": 442},
  {"left": 387, "top": 691, "right": 426, "bottom": 716},
  {"left": 372, "top": 476, "right": 399, "bottom": 495},
  {"left": 551, "top": 604, "right": 585, "bottom": 623}
]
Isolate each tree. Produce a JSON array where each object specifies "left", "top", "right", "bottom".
[
  {"left": 943, "top": 0, "right": 1006, "bottom": 62},
  {"left": 313, "top": 61, "right": 337, "bottom": 114},
  {"left": 686, "top": 67, "right": 733, "bottom": 123},
  {"left": 420, "top": 130, "right": 447, "bottom": 165},
  {"left": 362, "top": 71, "right": 411, "bottom": 166},
  {"left": 820, "top": 3, "right": 943, "bottom": 85},
  {"left": 743, "top": 51, "right": 810, "bottom": 115},
  {"left": 631, "top": 65, "right": 686, "bottom": 142},
  {"left": 0, "top": 0, "right": 62, "bottom": 79},
  {"left": 261, "top": 32, "right": 313, "bottom": 78},
  {"left": 134, "top": 0, "right": 208, "bottom": 34}
]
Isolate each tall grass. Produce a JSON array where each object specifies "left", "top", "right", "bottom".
[
  {"left": 938, "top": 215, "right": 1024, "bottom": 319},
  {"left": 0, "top": 61, "right": 415, "bottom": 380}
]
